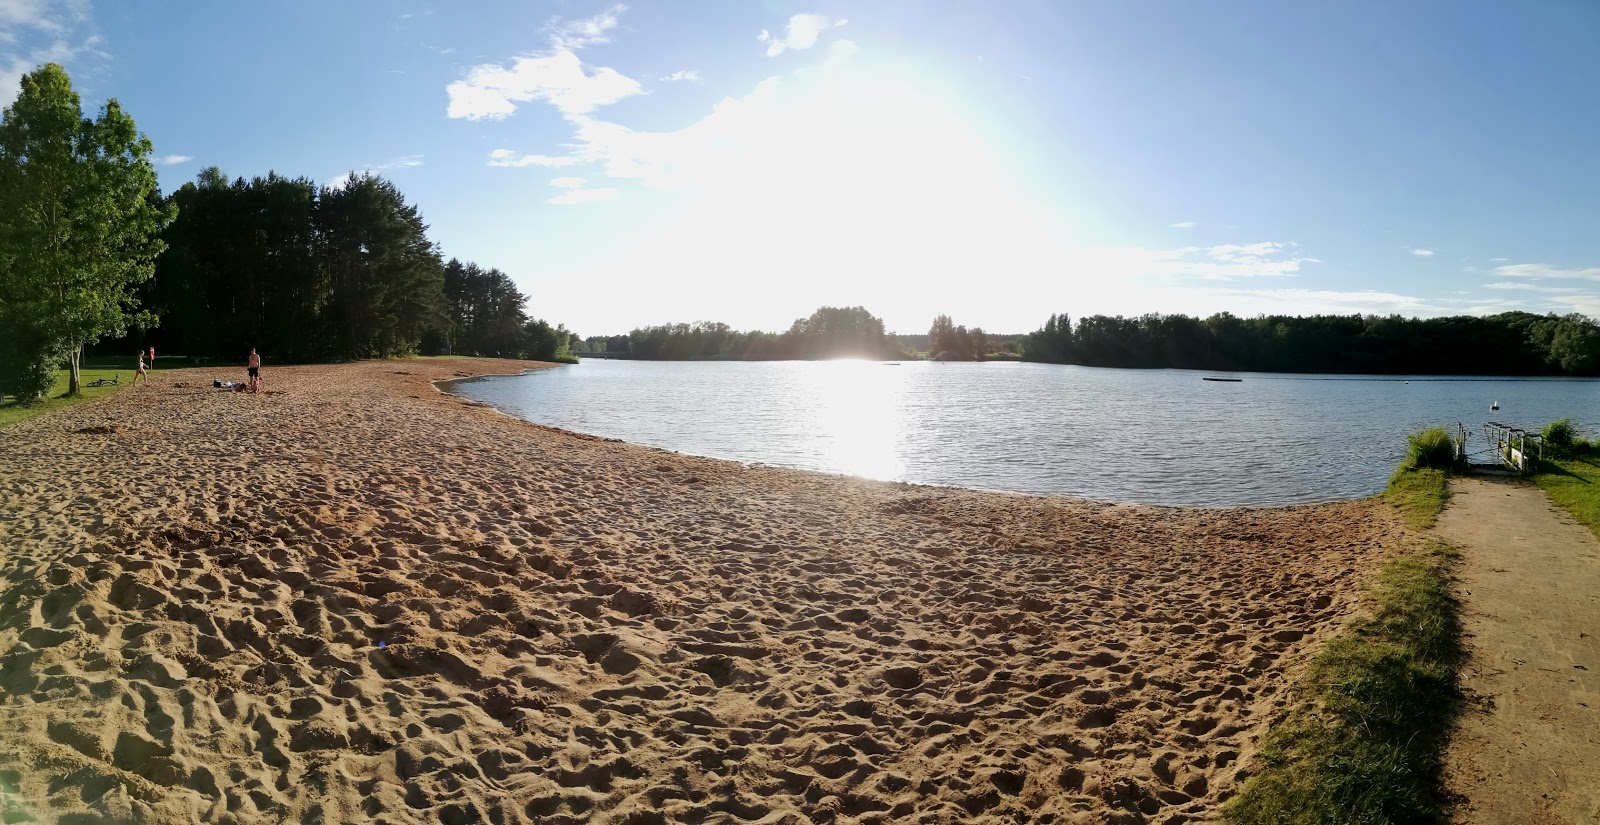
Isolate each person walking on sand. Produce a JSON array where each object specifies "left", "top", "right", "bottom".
[
  {"left": 247, "top": 347, "right": 261, "bottom": 392},
  {"left": 132, "top": 350, "right": 148, "bottom": 387}
]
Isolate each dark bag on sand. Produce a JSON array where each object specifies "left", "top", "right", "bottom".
[{"left": 213, "top": 379, "right": 222, "bottom": 388}]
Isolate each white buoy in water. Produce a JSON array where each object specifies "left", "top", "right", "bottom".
[{"left": 1491, "top": 400, "right": 1499, "bottom": 411}]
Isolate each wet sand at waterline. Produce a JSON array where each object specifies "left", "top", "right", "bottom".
[{"left": 0, "top": 359, "right": 1395, "bottom": 823}]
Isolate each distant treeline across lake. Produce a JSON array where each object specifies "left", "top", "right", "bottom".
[{"left": 580, "top": 309, "right": 1600, "bottom": 376}]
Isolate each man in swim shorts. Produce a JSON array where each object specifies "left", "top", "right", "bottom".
[{"left": 247, "top": 347, "right": 261, "bottom": 392}]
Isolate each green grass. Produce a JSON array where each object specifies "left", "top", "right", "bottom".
[
  {"left": 1382, "top": 467, "right": 1451, "bottom": 530},
  {"left": 1404, "top": 425, "right": 1456, "bottom": 471},
  {"left": 1226, "top": 464, "right": 1462, "bottom": 823},
  {"left": 1226, "top": 537, "right": 1462, "bottom": 824},
  {"left": 0, "top": 367, "right": 129, "bottom": 429},
  {"left": 1534, "top": 450, "right": 1600, "bottom": 539}
]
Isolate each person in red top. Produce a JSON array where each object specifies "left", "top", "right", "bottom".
[{"left": 147, "top": 346, "right": 154, "bottom": 370}]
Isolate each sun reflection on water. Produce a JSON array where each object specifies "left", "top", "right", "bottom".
[{"left": 793, "top": 360, "right": 907, "bottom": 481}]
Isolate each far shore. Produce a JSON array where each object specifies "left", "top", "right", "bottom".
[{"left": 0, "top": 358, "right": 1399, "bottom": 823}]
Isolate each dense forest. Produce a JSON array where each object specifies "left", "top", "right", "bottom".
[
  {"left": 107, "top": 168, "right": 575, "bottom": 364},
  {"left": 1022, "top": 311, "right": 1600, "bottom": 375}
]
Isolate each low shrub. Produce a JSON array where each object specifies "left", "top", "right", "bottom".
[
  {"left": 1404, "top": 426, "right": 1455, "bottom": 470},
  {"left": 1542, "top": 418, "right": 1577, "bottom": 450}
]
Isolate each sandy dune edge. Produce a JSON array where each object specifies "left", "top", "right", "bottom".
[{"left": 0, "top": 359, "right": 1395, "bottom": 824}]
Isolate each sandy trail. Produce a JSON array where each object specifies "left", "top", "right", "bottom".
[
  {"left": 0, "top": 360, "right": 1396, "bottom": 824},
  {"left": 1436, "top": 476, "right": 1600, "bottom": 824}
]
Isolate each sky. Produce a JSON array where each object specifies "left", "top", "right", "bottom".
[{"left": 3, "top": 0, "right": 1599, "bottom": 336}]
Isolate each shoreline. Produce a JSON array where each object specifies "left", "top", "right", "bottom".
[
  {"left": 0, "top": 358, "right": 1402, "bottom": 822},
  {"left": 440, "top": 366, "right": 1383, "bottom": 512}
]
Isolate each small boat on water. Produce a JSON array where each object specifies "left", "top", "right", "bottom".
[
  {"left": 1202, "top": 377, "right": 1242, "bottom": 382},
  {"left": 1491, "top": 401, "right": 1499, "bottom": 411}
]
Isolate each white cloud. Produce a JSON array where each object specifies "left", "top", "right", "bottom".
[
  {"left": 661, "top": 69, "right": 701, "bottom": 83},
  {"left": 549, "top": 177, "right": 586, "bottom": 188},
  {"left": 448, "top": 49, "right": 642, "bottom": 119},
  {"left": 154, "top": 154, "right": 192, "bottom": 166},
  {"left": 0, "top": 0, "right": 58, "bottom": 31},
  {"left": 548, "top": 187, "right": 617, "bottom": 205},
  {"left": 1148, "top": 242, "right": 1317, "bottom": 279},
  {"left": 487, "top": 149, "right": 580, "bottom": 168},
  {"left": 549, "top": 4, "right": 625, "bottom": 50},
  {"left": 447, "top": 6, "right": 641, "bottom": 121},
  {"left": 1169, "top": 221, "right": 1197, "bottom": 228},
  {"left": 1493, "top": 262, "right": 1600, "bottom": 281},
  {"left": 1483, "top": 281, "right": 1583, "bottom": 293},
  {"left": 1490, "top": 257, "right": 1508, "bottom": 262},
  {"left": 1410, "top": 248, "right": 1435, "bottom": 256},
  {"left": 757, "top": 13, "right": 845, "bottom": 57},
  {"left": 0, "top": 3, "right": 104, "bottom": 104}
]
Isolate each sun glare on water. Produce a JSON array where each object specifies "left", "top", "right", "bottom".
[{"left": 794, "top": 360, "right": 908, "bottom": 482}]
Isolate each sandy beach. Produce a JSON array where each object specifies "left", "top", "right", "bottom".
[{"left": 0, "top": 359, "right": 1399, "bottom": 824}]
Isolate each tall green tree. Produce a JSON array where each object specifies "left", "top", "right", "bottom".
[{"left": 0, "top": 64, "right": 174, "bottom": 397}]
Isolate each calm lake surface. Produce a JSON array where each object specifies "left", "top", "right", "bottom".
[{"left": 449, "top": 360, "right": 1600, "bottom": 507}]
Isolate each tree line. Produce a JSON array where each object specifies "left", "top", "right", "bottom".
[
  {"left": 1021, "top": 311, "right": 1600, "bottom": 375},
  {"left": 120, "top": 169, "right": 575, "bottom": 366},
  {"left": 581, "top": 306, "right": 907, "bottom": 360},
  {"left": 0, "top": 64, "right": 574, "bottom": 404}
]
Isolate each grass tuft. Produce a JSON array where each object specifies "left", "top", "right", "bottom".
[
  {"left": 1404, "top": 426, "right": 1456, "bottom": 471},
  {"left": 1541, "top": 418, "right": 1576, "bottom": 451},
  {"left": 1226, "top": 538, "right": 1461, "bottom": 824}
]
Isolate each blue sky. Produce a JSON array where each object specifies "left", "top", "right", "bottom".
[{"left": 3, "top": 1, "right": 1598, "bottom": 335}]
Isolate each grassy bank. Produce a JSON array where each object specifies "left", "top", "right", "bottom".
[
  {"left": 0, "top": 368, "right": 130, "bottom": 429},
  {"left": 1227, "top": 444, "right": 1461, "bottom": 823},
  {"left": 1534, "top": 449, "right": 1600, "bottom": 539}
]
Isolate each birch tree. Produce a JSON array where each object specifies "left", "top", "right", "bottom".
[{"left": 0, "top": 64, "right": 173, "bottom": 398}]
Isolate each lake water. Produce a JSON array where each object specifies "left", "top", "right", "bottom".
[{"left": 448, "top": 360, "right": 1600, "bottom": 507}]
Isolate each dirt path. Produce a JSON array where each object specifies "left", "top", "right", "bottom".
[{"left": 1435, "top": 476, "right": 1600, "bottom": 824}]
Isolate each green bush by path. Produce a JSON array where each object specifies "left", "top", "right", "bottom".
[
  {"left": 1404, "top": 426, "right": 1456, "bottom": 471},
  {"left": 1541, "top": 418, "right": 1576, "bottom": 452}
]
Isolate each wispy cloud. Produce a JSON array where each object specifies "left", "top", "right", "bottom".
[
  {"left": 549, "top": 176, "right": 586, "bottom": 189},
  {"left": 1410, "top": 248, "right": 1435, "bottom": 256},
  {"left": 1483, "top": 281, "right": 1584, "bottom": 293},
  {"left": 0, "top": 0, "right": 103, "bottom": 105},
  {"left": 1169, "top": 221, "right": 1197, "bottom": 228},
  {"left": 757, "top": 13, "right": 846, "bottom": 57},
  {"left": 154, "top": 154, "right": 192, "bottom": 166},
  {"left": 1490, "top": 257, "right": 1508, "bottom": 262},
  {"left": 324, "top": 155, "right": 423, "bottom": 190},
  {"left": 1153, "top": 242, "right": 1318, "bottom": 279},
  {"left": 1492, "top": 262, "right": 1600, "bottom": 281},
  {"left": 661, "top": 69, "right": 701, "bottom": 83},
  {"left": 447, "top": 6, "right": 641, "bottom": 121},
  {"left": 548, "top": 3, "right": 626, "bottom": 50},
  {"left": 548, "top": 187, "right": 618, "bottom": 205},
  {"left": 486, "top": 149, "right": 580, "bottom": 168}
]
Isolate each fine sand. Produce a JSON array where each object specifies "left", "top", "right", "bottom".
[
  {"left": 0, "top": 359, "right": 1398, "bottom": 824},
  {"left": 1436, "top": 477, "right": 1600, "bottom": 824}
]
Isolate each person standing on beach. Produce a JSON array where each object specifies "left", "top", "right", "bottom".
[
  {"left": 247, "top": 347, "right": 261, "bottom": 392},
  {"left": 147, "top": 345, "right": 155, "bottom": 371},
  {"left": 132, "top": 350, "right": 147, "bottom": 387}
]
